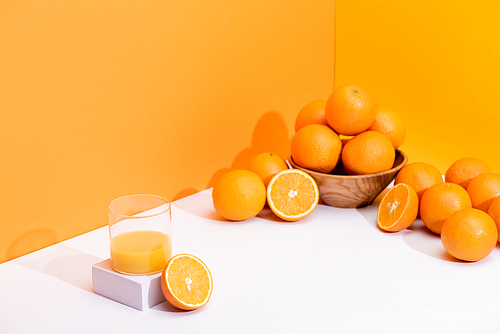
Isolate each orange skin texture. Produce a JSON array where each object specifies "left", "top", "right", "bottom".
[
  {"left": 212, "top": 170, "right": 266, "bottom": 221},
  {"left": 487, "top": 196, "right": 500, "bottom": 243},
  {"left": 341, "top": 131, "right": 395, "bottom": 175},
  {"left": 441, "top": 208, "right": 498, "bottom": 262},
  {"left": 467, "top": 173, "right": 500, "bottom": 212},
  {"left": 377, "top": 183, "right": 419, "bottom": 232},
  {"left": 445, "top": 157, "right": 491, "bottom": 189},
  {"left": 420, "top": 183, "right": 472, "bottom": 235},
  {"left": 367, "top": 105, "right": 406, "bottom": 149},
  {"left": 325, "top": 84, "right": 375, "bottom": 136},
  {"left": 294, "top": 99, "right": 328, "bottom": 132},
  {"left": 248, "top": 153, "right": 287, "bottom": 187},
  {"left": 290, "top": 124, "right": 341, "bottom": 174},
  {"left": 394, "top": 162, "right": 443, "bottom": 204}
]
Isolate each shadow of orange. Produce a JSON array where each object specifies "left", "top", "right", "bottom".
[
  {"left": 231, "top": 111, "right": 290, "bottom": 170},
  {"left": 172, "top": 111, "right": 291, "bottom": 203}
]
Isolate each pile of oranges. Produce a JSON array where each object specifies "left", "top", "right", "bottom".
[
  {"left": 291, "top": 84, "right": 405, "bottom": 175},
  {"left": 378, "top": 157, "right": 500, "bottom": 262},
  {"left": 211, "top": 82, "right": 500, "bottom": 264}
]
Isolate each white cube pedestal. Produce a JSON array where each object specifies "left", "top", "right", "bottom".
[{"left": 92, "top": 259, "right": 166, "bottom": 311}]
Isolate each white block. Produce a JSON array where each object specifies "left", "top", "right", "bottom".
[{"left": 92, "top": 259, "right": 166, "bottom": 311}]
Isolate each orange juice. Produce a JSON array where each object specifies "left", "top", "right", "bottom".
[{"left": 110, "top": 230, "right": 172, "bottom": 275}]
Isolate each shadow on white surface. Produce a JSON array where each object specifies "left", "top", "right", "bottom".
[
  {"left": 256, "top": 207, "right": 314, "bottom": 224},
  {"left": 355, "top": 188, "right": 462, "bottom": 263},
  {"left": 355, "top": 185, "right": 392, "bottom": 231},
  {"left": 404, "top": 220, "right": 462, "bottom": 262},
  {"left": 256, "top": 207, "right": 284, "bottom": 223},
  {"left": 14, "top": 244, "right": 102, "bottom": 292},
  {"left": 174, "top": 191, "right": 227, "bottom": 222},
  {"left": 151, "top": 300, "right": 197, "bottom": 313}
]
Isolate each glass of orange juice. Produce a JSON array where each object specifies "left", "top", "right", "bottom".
[{"left": 108, "top": 194, "right": 172, "bottom": 275}]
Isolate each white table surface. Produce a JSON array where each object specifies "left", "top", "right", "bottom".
[{"left": 1, "top": 188, "right": 499, "bottom": 333}]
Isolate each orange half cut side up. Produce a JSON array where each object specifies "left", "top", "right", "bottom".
[
  {"left": 161, "top": 254, "right": 213, "bottom": 310},
  {"left": 267, "top": 169, "right": 319, "bottom": 222}
]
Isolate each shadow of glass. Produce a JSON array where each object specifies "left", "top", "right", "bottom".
[
  {"left": 6, "top": 228, "right": 58, "bottom": 261},
  {"left": 43, "top": 253, "right": 103, "bottom": 291},
  {"left": 173, "top": 191, "right": 226, "bottom": 222},
  {"left": 14, "top": 243, "right": 103, "bottom": 291}
]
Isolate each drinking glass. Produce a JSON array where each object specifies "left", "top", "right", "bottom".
[{"left": 108, "top": 194, "right": 172, "bottom": 275}]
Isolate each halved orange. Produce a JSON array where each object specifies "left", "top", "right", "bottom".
[
  {"left": 267, "top": 169, "right": 319, "bottom": 221},
  {"left": 377, "top": 183, "right": 418, "bottom": 232},
  {"left": 160, "top": 254, "right": 213, "bottom": 310}
]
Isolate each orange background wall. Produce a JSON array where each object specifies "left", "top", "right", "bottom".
[
  {"left": 0, "top": 0, "right": 335, "bottom": 263},
  {"left": 2, "top": 0, "right": 500, "bottom": 264},
  {"left": 335, "top": 0, "right": 500, "bottom": 173}
]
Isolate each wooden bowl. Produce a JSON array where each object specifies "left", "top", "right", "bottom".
[{"left": 288, "top": 150, "right": 408, "bottom": 208}]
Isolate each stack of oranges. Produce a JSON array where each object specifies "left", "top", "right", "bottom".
[
  {"left": 291, "top": 84, "right": 405, "bottom": 176},
  {"left": 212, "top": 83, "right": 500, "bottom": 264},
  {"left": 378, "top": 156, "right": 500, "bottom": 262}
]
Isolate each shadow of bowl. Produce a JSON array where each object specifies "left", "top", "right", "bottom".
[{"left": 288, "top": 150, "right": 408, "bottom": 208}]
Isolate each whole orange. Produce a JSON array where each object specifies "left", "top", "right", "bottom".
[
  {"left": 248, "top": 153, "right": 288, "bottom": 187},
  {"left": 445, "top": 157, "right": 491, "bottom": 189},
  {"left": 290, "top": 124, "right": 342, "bottom": 174},
  {"left": 441, "top": 208, "right": 498, "bottom": 262},
  {"left": 325, "top": 84, "right": 375, "bottom": 136},
  {"left": 420, "top": 183, "right": 472, "bottom": 234},
  {"left": 341, "top": 131, "right": 395, "bottom": 175},
  {"left": 212, "top": 170, "right": 266, "bottom": 221},
  {"left": 487, "top": 196, "right": 500, "bottom": 243},
  {"left": 367, "top": 105, "right": 406, "bottom": 149},
  {"left": 394, "top": 162, "right": 443, "bottom": 203},
  {"left": 294, "top": 99, "right": 328, "bottom": 132},
  {"left": 467, "top": 173, "right": 500, "bottom": 212}
]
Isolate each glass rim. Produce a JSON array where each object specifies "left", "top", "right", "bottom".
[{"left": 108, "top": 194, "right": 171, "bottom": 219}]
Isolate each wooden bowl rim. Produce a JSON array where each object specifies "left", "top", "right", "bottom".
[{"left": 288, "top": 149, "right": 408, "bottom": 180}]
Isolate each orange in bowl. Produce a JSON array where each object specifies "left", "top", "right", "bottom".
[
  {"left": 294, "top": 99, "right": 328, "bottom": 132},
  {"left": 325, "top": 84, "right": 375, "bottom": 136},
  {"left": 367, "top": 104, "right": 406, "bottom": 149},
  {"left": 290, "top": 124, "right": 342, "bottom": 174},
  {"left": 341, "top": 131, "right": 395, "bottom": 175}
]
